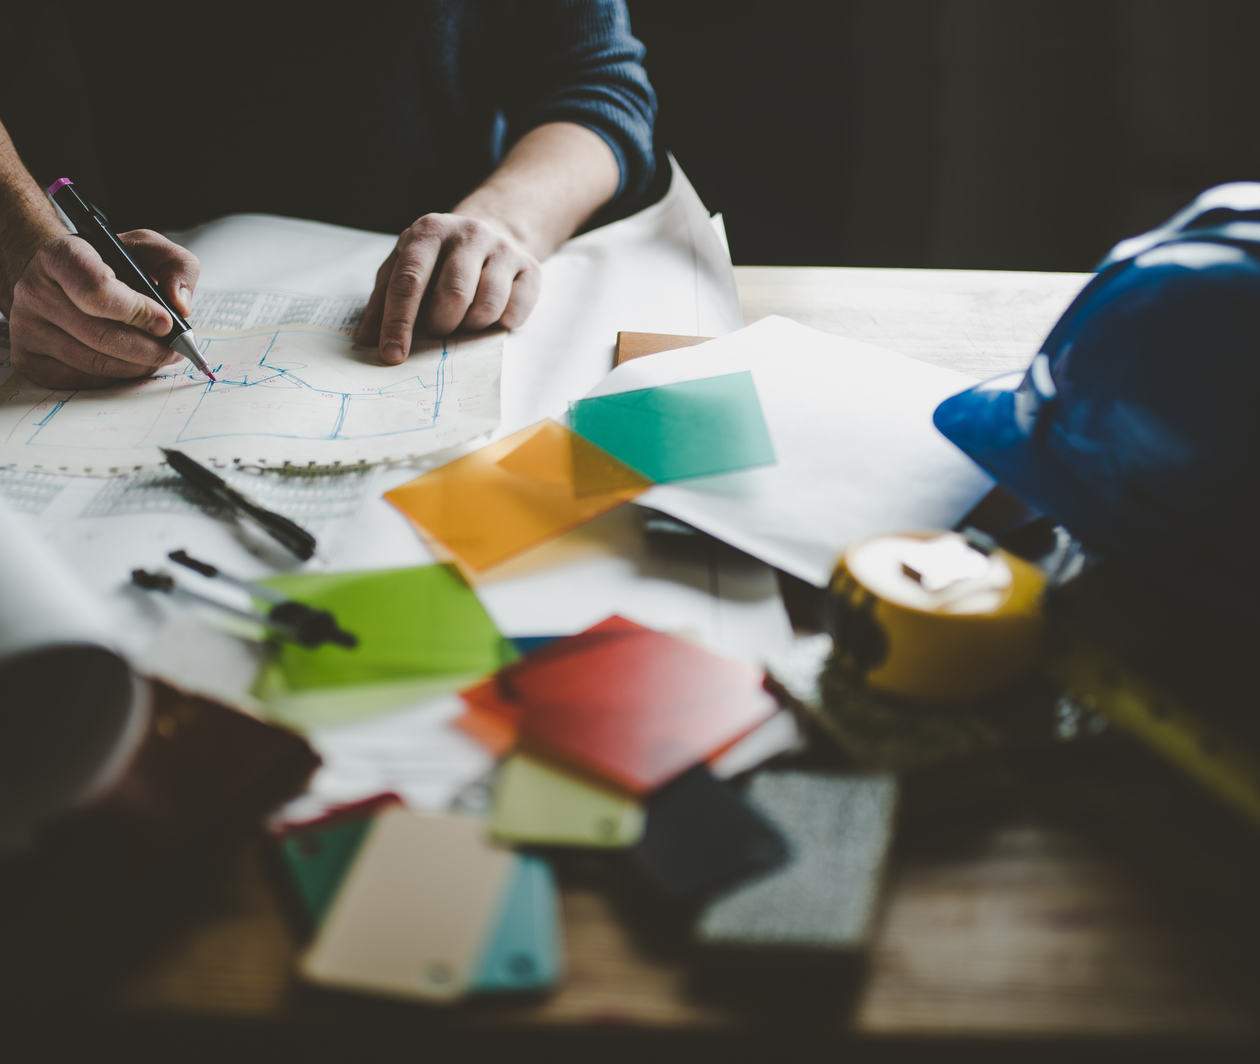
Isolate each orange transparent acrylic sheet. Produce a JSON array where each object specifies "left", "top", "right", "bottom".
[{"left": 384, "top": 420, "right": 652, "bottom": 575}]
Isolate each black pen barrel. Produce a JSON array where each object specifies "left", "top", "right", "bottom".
[{"left": 48, "top": 180, "right": 193, "bottom": 344}]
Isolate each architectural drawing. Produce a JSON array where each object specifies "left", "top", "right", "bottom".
[{"left": 0, "top": 315, "right": 503, "bottom": 474}]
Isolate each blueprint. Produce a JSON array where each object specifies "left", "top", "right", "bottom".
[{"left": 0, "top": 295, "right": 503, "bottom": 474}]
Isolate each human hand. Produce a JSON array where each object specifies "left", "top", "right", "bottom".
[
  {"left": 6, "top": 230, "right": 200, "bottom": 390},
  {"left": 354, "top": 213, "right": 542, "bottom": 365}
]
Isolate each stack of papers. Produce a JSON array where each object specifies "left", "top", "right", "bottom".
[{"left": 580, "top": 315, "right": 995, "bottom": 587}]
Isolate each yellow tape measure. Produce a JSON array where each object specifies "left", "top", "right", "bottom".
[
  {"left": 826, "top": 529, "right": 1260, "bottom": 826},
  {"left": 827, "top": 530, "right": 1046, "bottom": 702},
  {"left": 1048, "top": 638, "right": 1260, "bottom": 827}
]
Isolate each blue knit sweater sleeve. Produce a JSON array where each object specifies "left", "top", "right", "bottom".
[{"left": 499, "top": 0, "right": 658, "bottom": 207}]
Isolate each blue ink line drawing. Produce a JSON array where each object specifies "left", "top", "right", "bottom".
[
  {"left": 30, "top": 399, "right": 70, "bottom": 441},
  {"left": 21, "top": 328, "right": 451, "bottom": 447}
]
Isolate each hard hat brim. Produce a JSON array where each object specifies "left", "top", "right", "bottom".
[{"left": 933, "top": 372, "right": 1112, "bottom": 550}]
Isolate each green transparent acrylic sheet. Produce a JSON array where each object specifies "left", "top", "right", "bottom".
[
  {"left": 568, "top": 371, "right": 776, "bottom": 483},
  {"left": 253, "top": 564, "right": 516, "bottom": 725}
]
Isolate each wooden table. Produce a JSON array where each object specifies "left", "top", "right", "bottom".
[{"left": 74, "top": 269, "right": 1260, "bottom": 1055}]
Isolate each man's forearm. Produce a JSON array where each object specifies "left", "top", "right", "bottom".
[
  {"left": 0, "top": 120, "right": 66, "bottom": 315},
  {"left": 452, "top": 121, "right": 621, "bottom": 261}
]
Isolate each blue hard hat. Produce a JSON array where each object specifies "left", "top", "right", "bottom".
[{"left": 934, "top": 183, "right": 1260, "bottom": 591}]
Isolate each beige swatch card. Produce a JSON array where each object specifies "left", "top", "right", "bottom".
[{"left": 299, "top": 807, "right": 514, "bottom": 1002}]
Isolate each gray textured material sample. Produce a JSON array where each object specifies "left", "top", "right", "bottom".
[{"left": 695, "top": 770, "right": 898, "bottom": 951}]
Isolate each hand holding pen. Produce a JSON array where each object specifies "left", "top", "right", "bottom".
[{"left": 2, "top": 178, "right": 204, "bottom": 390}]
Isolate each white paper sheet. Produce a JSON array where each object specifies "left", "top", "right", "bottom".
[
  {"left": 709, "top": 711, "right": 805, "bottom": 780},
  {"left": 277, "top": 693, "right": 496, "bottom": 824},
  {"left": 468, "top": 504, "right": 793, "bottom": 661},
  {"left": 499, "top": 159, "right": 743, "bottom": 433},
  {"left": 580, "top": 316, "right": 996, "bottom": 587},
  {"left": 0, "top": 498, "right": 149, "bottom": 848}
]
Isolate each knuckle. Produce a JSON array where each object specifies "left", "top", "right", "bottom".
[
  {"left": 447, "top": 224, "right": 478, "bottom": 249},
  {"left": 10, "top": 275, "right": 36, "bottom": 308},
  {"left": 436, "top": 267, "right": 474, "bottom": 300},
  {"left": 387, "top": 268, "right": 426, "bottom": 299},
  {"left": 121, "top": 301, "right": 149, "bottom": 328},
  {"left": 409, "top": 214, "right": 446, "bottom": 240},
  {"left": 439, "top": 282, "right": 472, "bottom": 306},
  {"left": 514, "top": 267, "right": 542, "bottom": 299}
]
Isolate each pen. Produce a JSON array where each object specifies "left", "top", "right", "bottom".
[
  {"left": 45, "top": 177, "right": 215, "bottom": 381},
  {"left": 161, "top": 447, "right": 318, "bottom": 560}
]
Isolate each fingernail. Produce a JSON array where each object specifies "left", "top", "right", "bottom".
[
  {"left": 382, "top": 342, "right": 405, "bottom": 364},
  {"left": 177, "top": 283, "right": 193, "bottom": 313},
  {"left": 152, "top": 313, "right": 171, "bottom": 336}
]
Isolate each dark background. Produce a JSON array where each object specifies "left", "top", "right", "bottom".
[
  {"left": 5, "top": 1, "right": 1257, "bottom": 273},
  {"left": 629, "top": 0, "right": 1260, "bottom": 269}
]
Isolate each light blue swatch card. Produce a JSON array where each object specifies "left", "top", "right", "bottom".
[{"left": 471, "top": 854, "right": 563, "bottom": 993}]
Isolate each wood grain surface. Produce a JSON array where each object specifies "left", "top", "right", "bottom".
[{"left": 93, "top": 269, "right": 1260, "bottom": 1050}]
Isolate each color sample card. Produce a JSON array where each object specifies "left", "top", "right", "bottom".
[
  {"left": 491, "top": 752, "right": 646, "bottom": 848},
  {"left": 629, "top": 765, "right": 789, "bottom": 899},
  {"left": 257, "top": 564, "right": 515, "bottom": 693},
  {"left": 280, "top": 813, "right": 382, "bottom": 926},
  {"left": 502, "top": 616, "right": 779, "bottom": 794},
  {"left": 286, "top": 808, "right": 562, "bottom": 996},
  {"left": 613, "top": 330, "right": 712, "bottom": 366},
  {"left": 471, "top": 855, "right": 563, "bottom": 993},
  {"left": 299, "top": 807, "right": 516, "bottom": 1003},
  {"left": 695, "top": 772, "right": 899, "bottom": 952},
  {"left": 276, "top": 793, "right": 402, "bottom": 926},
  {"left": 568, "top": 371, "right": 775, "bottom": 483},
  {"left": 384, "top": 420, "right": 652, "bottom": 573}
]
